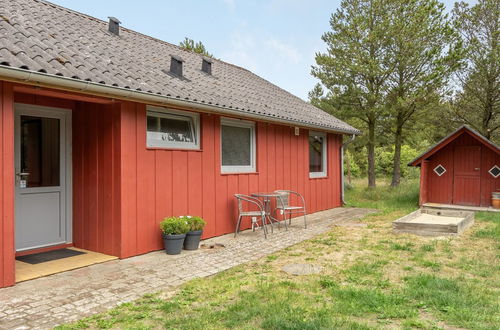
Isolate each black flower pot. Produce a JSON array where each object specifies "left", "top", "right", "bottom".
[
  {"left": 163, "top": 234, "right": 186, "bottom": 255},
  {"left": 183, "top": 230, "right": 203, "bottom": 250}
]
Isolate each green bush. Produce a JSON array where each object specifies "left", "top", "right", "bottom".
[
  {"left": 345, "top": 144, "right": 421, "bottom": 179},
  {"left": 375, "top": 145, "right": 420, "bottom": 178},
  {"left": 344, "top": 150, "right": 362, "bottom": 178},
  {"left": 181, "top": 216, "right": 206, "bottom": 231},
  {"left": 160, "top": 217, "right": 190, "bottom": 235}
]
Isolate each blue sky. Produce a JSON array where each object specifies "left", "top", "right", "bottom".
[{"left": 49, "top": 0, "right": 474, "bottom": 100}]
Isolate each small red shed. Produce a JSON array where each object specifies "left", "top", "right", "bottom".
[{"left": 409, "top": 126, "right": 500, "bottom": 207}]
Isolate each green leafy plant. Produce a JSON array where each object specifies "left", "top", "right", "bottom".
[
  {"left": 160, "top": 217, "right": 190, "bottom": 236},
  {"left": 181, "top": 216, "right": 206, "bottom": 231}
]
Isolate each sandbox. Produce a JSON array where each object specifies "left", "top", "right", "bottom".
[{"left": 393, "top": 208, "right": 474, "bottom": 236}]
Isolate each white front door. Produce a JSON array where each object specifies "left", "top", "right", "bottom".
[{"left": 14, "top": 104, "right": 72, "bottom": 251}]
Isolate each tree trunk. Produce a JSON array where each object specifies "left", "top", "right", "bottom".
[
  {"left": 346, "top": 149, "right": 352, "bottom": 185},
  {"left": 391, "top": 123, "right": 403, "bottom": 187},
  {"left": 367, "top": 120, "right": 376, "bottom": 187}
]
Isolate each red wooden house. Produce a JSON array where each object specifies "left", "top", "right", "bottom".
[
  {"left": 0, "top": 0, "right": 359, "bottom": 287},
  {"left": 409, "top": 126, "right": 500, "bottom": 207}
]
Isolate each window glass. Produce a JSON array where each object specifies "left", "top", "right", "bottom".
[
  {"left": 222, "top": 125, "right": 251, "bottom": 166},
  {"left": 20, "top": 116, "right": 60, "bottom": 187},
  {"left": 221, "top": 118, "right": 255, "bottom": 173},
  {"left": 146, "top": 107, "right": 199, "bottom": 149},
  {"left": 309, "top": 132, "right": 327, "bottom": 178}
]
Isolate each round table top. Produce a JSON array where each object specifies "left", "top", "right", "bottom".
[{"left": 251, "top": 192, "right": 280, "bottom": 198}]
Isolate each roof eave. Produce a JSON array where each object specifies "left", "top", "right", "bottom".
[
  {"left": 408, "top": 125, "right": 500, "bottom": 166},
  {"left": 0, "top": 65, "right": 360, "bottom": 135}
]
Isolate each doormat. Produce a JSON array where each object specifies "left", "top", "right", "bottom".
[{"left": 16, "top": 248, "right": 86, "bottom": 264}]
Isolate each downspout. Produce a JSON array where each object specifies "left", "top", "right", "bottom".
[{"left": 341, "top": 134, "right": 356, "bottom": 205}]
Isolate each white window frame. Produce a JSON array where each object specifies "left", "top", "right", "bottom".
[
  {"left": 309, "top": 131, "right": 328, "bottom": 178},
  {"left": 146, "top": 106, "right": 200, "bottom": 150},
  {"left": 433, "top": 164, "right": 446, "bottom": 177},
  {"left": 488, "top": 165, "right": 500, "bottom": 178},
  {"left": 220, "top": 117, "right": 256, "bottom": 174}
]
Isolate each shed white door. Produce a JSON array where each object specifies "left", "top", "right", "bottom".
[{"left": 14, "top": 104, "right": 72, "bottom": 251}]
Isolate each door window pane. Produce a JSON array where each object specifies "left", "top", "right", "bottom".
[{"left": 21, "top": 116, "right": 60, "bottom": 187}]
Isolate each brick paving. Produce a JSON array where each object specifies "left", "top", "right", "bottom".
[{"left": 0, "top": 207, "right": 375, "bottom": 329}]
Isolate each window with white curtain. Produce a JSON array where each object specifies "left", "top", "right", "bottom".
[
  {"left": 221, "top": 117, "right": 256, "bottom": 173},
  {"left": 309, "top": 131, "right": 327, "bottom": 178},
  {"left": 146, "top": 106, "right": 200, "bottom": 149}
]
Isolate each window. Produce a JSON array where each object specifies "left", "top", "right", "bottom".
[
  {"left": 433, "top": 164, "right": 446, "bottom": 176},
  {"left": 201, "top": 58, "right": 212, "bottom": 75},
  {"left": 489, "top": 165, "right": 500, "bottom": 178},
  {"left": 170, "top": 55, "right": 184, "bottom": 77},
  {"left": 221, "top": 118, "right": 256, "bottom": 173},
  {"left": 146, "top": 107, "right": 200, "bottom": 149},
  {"left": 309, "top": 131, "right": 327, "bottom": 178}
]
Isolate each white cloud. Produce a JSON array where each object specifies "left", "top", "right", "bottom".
[
  {"left": 221, "top": 0, "right": 236, "bottom": 11},
  {"left": 221, "top": 31, "right": 259, "bottom": 71},
  {"left": 265, "top": 38, "right": 301, "bottom": 64},
  {"left": 221, "top": 31, "right": 302, "bottom": 73}
]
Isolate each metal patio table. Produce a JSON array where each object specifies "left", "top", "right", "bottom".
[{"left": 251, "top": 192, "right": 287, "bottom": 232}]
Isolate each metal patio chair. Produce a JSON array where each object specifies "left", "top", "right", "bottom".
[
  {"left": 274, "top": 190, "right": 307, "bottom": 228},
  {"left": 234, "top": 194, "right": 268, "bottom": 238}
]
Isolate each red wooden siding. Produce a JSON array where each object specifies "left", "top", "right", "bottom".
[
  {"left": 427, "top": 145, "right": 454, "bottom": 204},
  {"left": 418, "top": 160, "right": 429, "bottom": 205},
  {"left": 480, "top": 146, "right": 500, "bottom": 206},
  {"left": 0, "top": 81, "right": 15, "bottom": 288},
  {"left": 72, "top": 102, "right": 122, "bottom": 256},
  {"left": 118, "top": 102, "right": 343, "bottom": 257},
  {"left": 425, "top": 132, "right": 500, "bottom": 207}
]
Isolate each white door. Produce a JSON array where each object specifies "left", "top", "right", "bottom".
[{"left": 14, "top": 104, "right": 72, "bottom": 251}]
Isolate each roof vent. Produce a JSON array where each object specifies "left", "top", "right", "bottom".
[
  {"left": 108, "top": 17, "right": 121, "bottom": 36},
  {"left": 170, "top": 55, "right": 184, "bottom": 77},
  {"left": 201, "top": 58, "right": 213, "bottom": 75}
]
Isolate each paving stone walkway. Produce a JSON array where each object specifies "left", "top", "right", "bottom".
[{"left": 0, "top": 207, "right": 375, "bottom": 329}]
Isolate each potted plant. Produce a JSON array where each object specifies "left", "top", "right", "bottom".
[
  {"left": 182, "top": 216, "right": 206, "bottom": 250},
  {"left": 160, "top": 217, "right": 190, "bottom": 255}
]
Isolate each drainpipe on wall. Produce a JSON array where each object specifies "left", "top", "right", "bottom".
[{"left": 341, "top": 134, "right": 356, "bottom": 205}]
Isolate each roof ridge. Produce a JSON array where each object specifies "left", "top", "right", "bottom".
[
  {"left": 35, "top": 0, "right": 253, "bottom": 73},
  {"left": 35, "top": 0, "right": 314, "bottom": 104}
]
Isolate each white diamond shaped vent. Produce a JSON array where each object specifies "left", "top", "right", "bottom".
[
  {"left": 489, "top": 165, "right": 500, "bottom": 178},
  {"left": 433, "top": 165, "right": 446, "bottom": 176}
]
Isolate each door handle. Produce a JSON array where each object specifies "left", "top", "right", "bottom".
[
  {"left": 474, "top": 168, "right": 480, "bottom": 171},
  {"left": 16, "top": 172, "right": 30, "bottom": 177}
]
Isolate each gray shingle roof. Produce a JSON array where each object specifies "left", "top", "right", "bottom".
[{"left": 0, "top": 0, "right": 359, "bottom": 134}]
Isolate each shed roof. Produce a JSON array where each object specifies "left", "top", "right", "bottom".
[
  {"left": 0, "top": 0, "right": 360, "bottom": 135},
  {"left": 409, "top": 125, "right": 500, "bottom": 167}
]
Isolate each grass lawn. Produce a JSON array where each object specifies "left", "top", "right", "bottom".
[{"left": 58, "top": 179, "right": 499, "bottom": 330}]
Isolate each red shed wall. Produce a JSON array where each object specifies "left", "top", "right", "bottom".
[
  {"left": 426, "top": 132, "right": 500, "bottom": 207},
  {"left": 118, "top": 101, "right": 342, "bottom": 258},
  {"left": 480, "top": 145, "right": 500, "bottom": 206}
]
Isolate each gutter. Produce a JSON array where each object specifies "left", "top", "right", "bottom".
[
  {"left": 341, "top": 134, "right": 356, "bottom": 205},
  {"left": 0, "top": 66, "right": 360, "bottom": 135}
]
